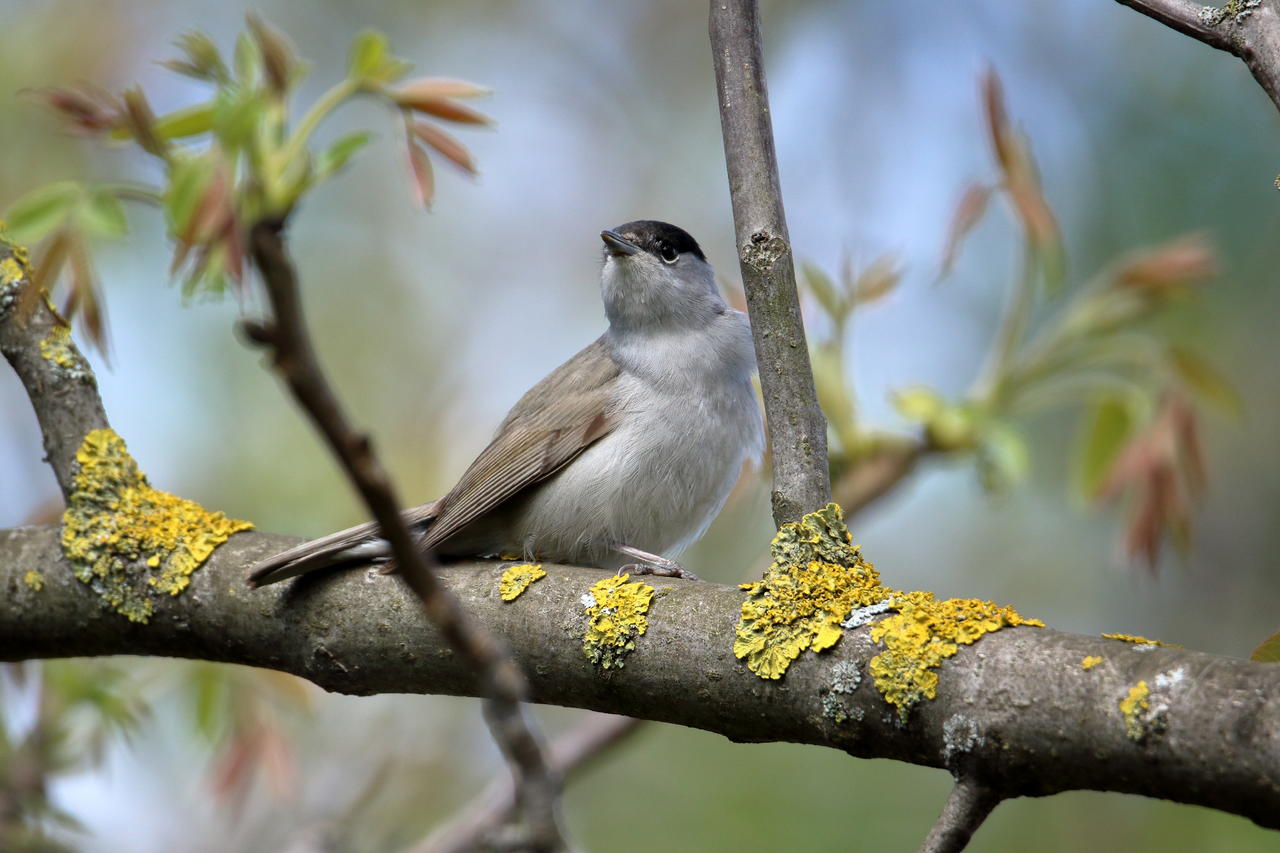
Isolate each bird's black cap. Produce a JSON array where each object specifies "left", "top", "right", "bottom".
[{"left": 610, "top": 220, "right": 706, "bottom": 262}]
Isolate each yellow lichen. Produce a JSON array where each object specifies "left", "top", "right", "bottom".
[
  {"left": 734, "top": 504, "right": 890, "bottom": 679},
  {"left": 23, "top": 570, "right": 44, "bottom": 591},
  {"left": 1081, "top": 655, "right": 1104, "bottom": 670},
  {"left": 869, "top": 591, "right": 1043, "bottom": 723},
  {"left": 1102, "top": 632, "right": 1180, "bottom": 648},
  {"left": 1120, "top": 680, "right": 1151, "bottom": 741},
  {"left": 735, "top": 503, "right": 1045, "bottom": 722},
  {"left": 61, "top": 428, "right": 253, "bottom": 622},
  {"left": 582, "top": 573, "right": 655, "bottom": 669},
  {"left": 499, "top": 563, "right": 545, "bottom": 602},
  {"left": 1, "top": 255, "right": 24, "bottom": 286},
  {"left": 38, "top": 323, "right": 87, "bottom": 377}
]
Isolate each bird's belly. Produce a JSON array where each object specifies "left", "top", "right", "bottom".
[{"left": 505, "top": 394, "right": 755, "bottom": 568}]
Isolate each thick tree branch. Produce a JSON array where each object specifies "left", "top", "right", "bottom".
[
  {"left": 244, "top": 219, "right": 563, "bottom": 852},
  {"left": 710, "top": 0, "right": 832, "bottom": 525},
  {"left": 917, "top": 777, "right": 1001, "bottom": 853},
  {"left": 3, "top": 524, "right": 1277, "bottom": 832},
  {"left": 1115, "top": 0, "right": 1280, "bottom": 114}
]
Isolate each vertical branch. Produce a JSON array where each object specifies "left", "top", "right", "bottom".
[
  {"left": 244, "top": 219, "right": 564, "bottom": 853},
  {"left": 917, "top": 777, "right": 1001, "bottom": 853},
  {"left": 710, "top": 0, "right": 831, "bottom": 525}
]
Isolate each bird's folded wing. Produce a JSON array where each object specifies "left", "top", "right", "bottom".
[{"left": 423, "top": 337, "right": 619, "bottom": 549}]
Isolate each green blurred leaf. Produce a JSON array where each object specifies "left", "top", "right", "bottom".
[
  {"left": 348, "top": 29, "right": 411, "bottom": 85},
  {"left": 155, "top": 102, "right": 216, "bottom": 139},
  {"left": 853, "top": 253, "right": 901, "bottom": 306},
  {"left": 163, "top": 155, "right": 215, "bottom": 236},
  {"left": 892, "top": 386, "right": 945, "bottom": 423},
  {"left": 1074, "top": 395, "right": 1134, "bottom": 499},
  {"left": 163, "top": 31, "right": 230, "bottom": 83},
  {"left": 233, "top": 31, "right": 261, "bottom": 84},
  {"left": 78, "top": 190, "right": 129, "bottom": 238},
  {"left": 212, "top": 86, "right": 263, "bottom": 150},
  {"left": 977, "top": 420, "right": 1029, "bottom": 494},
  {"left": 1038, "top": 239, "right": 1067, "bottom": 295},
  {"left": 1168, "top": 345, "right": 1242, "bottom": 417},
  {"left": 315, "top": 131, "right": 373, "bottom": 181},
  {"left": 4, "top": 181, "right": 82, "bottom": 243},
  {"left": 812, "top": 344, "right": 856, "bottom": 451},
  {"left": 802, "top": 261, "right": 842, "bottom": 320},
  {"left": 1251, "top": 631, "right": 1280, "bottom": 663}
]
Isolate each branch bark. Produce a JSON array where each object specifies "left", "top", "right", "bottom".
[
  {"left": 3, "top": 524, "right": 1277, "bottom": 833},
  {"left": 917, "top": 777, "right": 1001, "bottom": 853},
  {"left": 710, "top": 0, "right": 832, "bottom": 525},
  {"left": 1115, "top": 0, "right": 1280, "bottom": 114}
]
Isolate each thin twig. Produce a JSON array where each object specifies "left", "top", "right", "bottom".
[
  {"left": 1114, "top": 0, "right": 1280, "bottom": 114},
  {"left": 245, "top": 219, "right": 564, "bottom": 853},
  {"left": 917, "top": 777, "right": 1001, "bottom": 853},
  {"left": 412, "top": 714, "right": 642, "bottom": 853},
  {"left": 710, "top": 0, "right": 831, "bottom": 525}
]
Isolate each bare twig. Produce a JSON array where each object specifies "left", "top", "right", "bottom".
[
  {"left": 412, "top": 714, "right": 642, "bottom": 853},
  {"left": 245, "top": 219, "right": 564, "bottom": 853},
  {"left": 917, "top": 777, "right": 1001, "bottom": 853},
  {"left": 710, "top": 0, "right": 831, "bottom": 525},
  {"left": 1114, "top": 0, "right": 1280, "bottom": 114}
]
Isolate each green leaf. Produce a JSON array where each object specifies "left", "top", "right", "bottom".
[
  {"left": 892, "top": 386, "right": 945, "bottom": 423},
  {"left": 78, "top": 189, "right": 129, "bottom": 238},
  {"left": 1168, "top": 345, "right": 1242, "bottom": 417},
  {"left": 1251, "top": 631, "right": 1280, "bottom": 663},
  {"left": 802, "top": 261, "right": 842, "bottom": 320},
  {"left": 233, "top": 31, "right": 261, "bottom": 85},
  {"left": 347, "top": 29, "right": 410, "bottom": 84},
  {"left": 349, "top": 29, "right": 389, "bottom": 78},
  {"left": 212, "top": 86, "right": 263, "bottom": 150},
  {"left": 4, "top": 181, "right": 83, "bottom": 243},
  {"left": 977, "top": 420, "right": 1029, "bottom": 494},
  {"left": 1073, "top": 395, "right": 1134, "bottom": 499},
  {"left": 163, "top": 155, "right": 214, "bottom": 235},
  {"left": 314, "top": 131, "right": 373, "bottom": 181},
  {"left": 155, "top": 102, "right": 216, "bottom": 139}
]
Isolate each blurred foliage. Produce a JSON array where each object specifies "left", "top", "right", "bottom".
[
  {"left": 0, "top": 661, "right": 146, "bottom": 851},
  {"left": 803, "top": 71, "right": 1235, "bottom": 570},
  {"left": 4, "top": 15, "right": 489, "bottom": 353}
]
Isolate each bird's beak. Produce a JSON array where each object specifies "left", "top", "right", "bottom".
[{"left": 601, "top": 230, "right": 641, "bottom": 257}]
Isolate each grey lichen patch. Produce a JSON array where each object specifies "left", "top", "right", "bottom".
[
  {"left": 843, "top": 599, "right": 893, "bottom": 629},
  {"left": 822, "top": 659, "right": 864, "bottom": 724},
  {"left": 0, "top": 251, "right": 28, "bottom": 320},
  {"left": 942, "top": 714, "right": 984, "bottom": 768},
  {"left": 1199, "top": 0, "right": 1261, "bottom": 26}
]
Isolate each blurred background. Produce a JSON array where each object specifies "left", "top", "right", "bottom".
[{"left": 2, "top": 0, "right": 1278, "bottom": 850}]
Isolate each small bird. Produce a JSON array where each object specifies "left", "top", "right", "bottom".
[{"left": 247, "top": 221, "right": 763, "bottom": 587}]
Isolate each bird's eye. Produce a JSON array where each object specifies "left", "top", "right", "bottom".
[{"left": 659, "top": 245, "right": 679, "bottom": 264}]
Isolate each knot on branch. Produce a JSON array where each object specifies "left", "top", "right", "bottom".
[{"left": 742, "top": 230, "right": 788, "bottom": 273}]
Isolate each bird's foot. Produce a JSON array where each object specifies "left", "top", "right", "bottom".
[{"left": 616, "top": 545, "right": 701, "bottom": 581}]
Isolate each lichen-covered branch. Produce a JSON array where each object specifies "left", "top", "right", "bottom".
[
  {"left": 3, "top": 523, "right": 1277, "bottom": 832},
  {"left": 243, "top": 219, "right": 563, "bottom": 852},
  {"left": 710, "top": 0, "right": 832, "bottom": 525},
  {"left": 1114, "top": 0, "right": 1280, "bottom": 115},
  {"left": 0, "top": 238, "right": 108, "bottom": 493}
]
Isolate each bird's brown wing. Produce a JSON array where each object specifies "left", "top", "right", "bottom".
[{"left": 423, "top": 336, "right": 619, "bottom": 549}]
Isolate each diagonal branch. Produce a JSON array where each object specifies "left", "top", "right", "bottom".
[
  {"left": 917, "top": 777, "right": 1001, "bottom": 853},
  {"left": 710, "top": 0, "right": 832, "bottom": 525},
  {"left": 1114, "top": 0, "right": 1280, "bottom": 114},
  {"left": 243, "top": 219, "right": 564, "bottom": 853}
]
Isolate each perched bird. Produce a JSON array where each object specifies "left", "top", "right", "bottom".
[{"left": 247, "top": 221, "right": 762, "bottom": 587}]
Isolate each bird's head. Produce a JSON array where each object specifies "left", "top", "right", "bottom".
[{"left": 599, "top": 220, "right": 726, "bottom": 332}]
